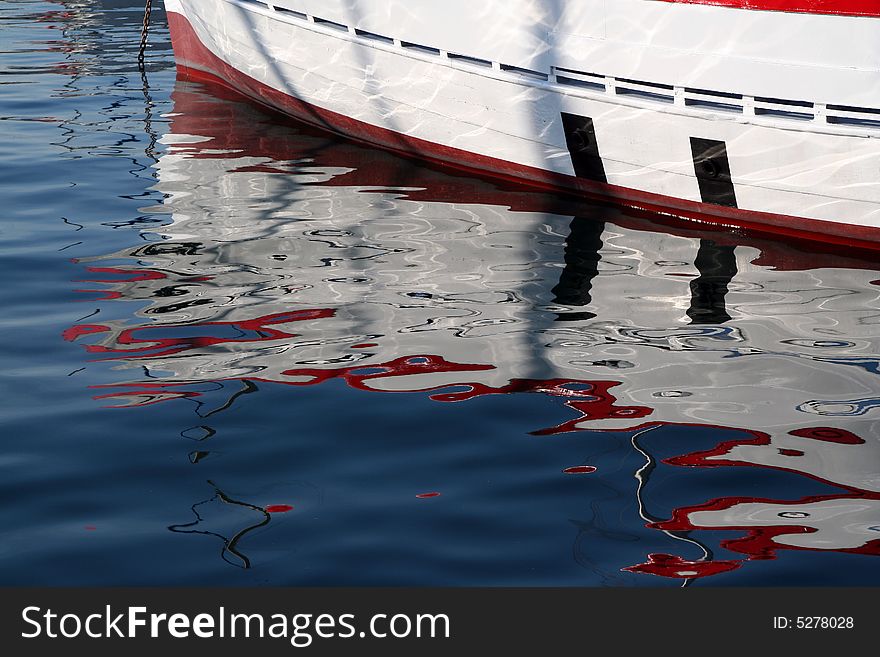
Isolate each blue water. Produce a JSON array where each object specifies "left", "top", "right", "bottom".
[{"left": 1, "top": 1, "right": 878, "bottom": 586}]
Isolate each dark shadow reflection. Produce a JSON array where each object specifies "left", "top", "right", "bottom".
[
  {"left": 551, "top": 215, "right": 605, "bottom": 321},
  {"left": 686, "top": 239, "right": 738, "bottom": 325}
]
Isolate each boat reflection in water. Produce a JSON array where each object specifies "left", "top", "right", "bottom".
[{"left": 66, "top": 79, "right": 880, "bottom": 584}]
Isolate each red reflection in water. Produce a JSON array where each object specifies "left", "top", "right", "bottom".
[
  {"left": 788, "top": 427, "right": 864, "bottom": 445},
  {"left": 76, "top": 266, "right": 168, "bottom": 283},
  {"left": 77, "top": 309, "right": 335, "bottom": 360},
  {"left": 620, "top": 422, "right": 879, "bottom": 579},
  {"left": 662, "top": 424, "right": 868, "bottom": 492},
  {"left": 72, "top": 299, "right": 651, "bottom": 429},
  {"left": 428, "top": 379, "right": 651, "bottom": 435},
  {"left": 624, "top": 553, "right": 741, "bottom": 579},
  {"left": 650, "top": 492, "right": 880, "bottom": 561},
  {"left": 62, "top": 324, "right": 110, "bottom": 342},
  {"left": 265, "top": 505, "right": 294, "bottom": 513},
  {"left": 89, "top": 349, "right": 648, "bottom": 435},
  {"left": 282, "top": 365, "right": 652, "bottom": 435},
  {"left": 92, "top": 388, "right": 203, "bottom": 408},
  {"left": 282, "top": 355, "right": 494, "bottom": 390}
]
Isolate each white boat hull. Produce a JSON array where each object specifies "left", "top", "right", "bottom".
[{"left": 164, "top": 0, "right": 880, "bottom": 245}]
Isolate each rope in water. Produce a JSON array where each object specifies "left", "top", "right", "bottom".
[
  {"left": 136, "top": 0, "right": 157, "bottom": 164},
  {"left": 137, "top": 0, "right": 153, "bottom": 68}
]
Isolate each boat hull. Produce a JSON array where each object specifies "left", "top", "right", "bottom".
[{"left": 164, "top": 0, "right": 880, "bottom": 248}]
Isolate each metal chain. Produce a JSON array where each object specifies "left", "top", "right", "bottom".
[{"left": 137, "top": 0, "right": 153, "bottom": 68}]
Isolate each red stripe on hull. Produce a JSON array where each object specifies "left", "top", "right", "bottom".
[
  {"left": 167, "top": 11, "right": 880, "bottom": 250},
  {"left": 654, "top": 0, "right": 880, "bottom": 17}
]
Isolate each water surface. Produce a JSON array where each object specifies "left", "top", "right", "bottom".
[{"left": 1, "top": 0, "right": 878, "bottom": 586}]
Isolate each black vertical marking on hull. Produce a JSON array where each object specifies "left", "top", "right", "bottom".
[
  {"left": 552, "top": 215, "right": 605, "bottom": 322},
  {"left": 690, "top": 137, "right": 737, "bottom": 208},
  {"left": 687, "top": 239, "right": 738, "bottom": 325},
  {"left": 561, "top": 113, "right": 607, "bottom": 183}
]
